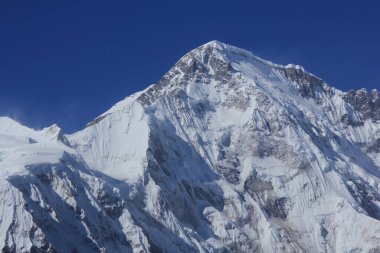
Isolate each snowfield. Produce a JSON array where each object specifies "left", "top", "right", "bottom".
[{"left": 1, "top": 41, "right": 380, "bottom": 252}]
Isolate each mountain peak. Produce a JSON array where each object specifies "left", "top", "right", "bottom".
[
  {"left": 201, "top": 40, "right": 225, "bottom": 48},
  {"left": 69, "top": 41, "right": 380, "bottom": 252},
  {"left": 137, "top": 40, "right": 329, "bottom": 106},
  {"left": 194, "top": 40, "right": 252, "bottom": 61},
  {"left": 41, "top": 124, "right": 71, "bottom": 145}
]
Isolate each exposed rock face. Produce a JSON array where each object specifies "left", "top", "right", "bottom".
[
  {"left": 277, "top": 65, "right": 326, "bottom": 99},
  {"left": 1, "top": 41, "right": 380, "bottom": 252},
  {"left": 344, "top": 88, "right": 380, "bottom": 122}
]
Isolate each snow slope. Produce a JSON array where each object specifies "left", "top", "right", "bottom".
[{"left": 2, "top": 41, "right": 380, "bottom": 252}]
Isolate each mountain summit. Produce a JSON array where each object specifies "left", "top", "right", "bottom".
[{"left": 1, "top": 41, "right": 380, "bottom": 252}]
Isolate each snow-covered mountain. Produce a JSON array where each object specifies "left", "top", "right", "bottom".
[{"left": 1, "top": 41, "right": 380, "bottom": 252}]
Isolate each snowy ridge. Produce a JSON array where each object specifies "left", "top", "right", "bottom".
[{"left": 1, "top": 41, "right": 380, "bottom": 252}]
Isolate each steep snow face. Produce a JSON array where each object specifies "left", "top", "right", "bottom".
[
  {"left": 68, "top": 95, "right": 150, "bottom": 183},
  {"left": 2, "top": 41, "right": 380, "bottom": 252}
]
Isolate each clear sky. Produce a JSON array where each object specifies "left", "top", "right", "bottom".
[{"left": 1, "top": 0, "right": 379, "bottom": 133}]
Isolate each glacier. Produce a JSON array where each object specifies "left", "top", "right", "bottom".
[{"left": 0, "top": 41, "right": 380, "bottom": 252}]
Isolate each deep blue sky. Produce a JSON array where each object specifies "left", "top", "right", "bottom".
[{"left": 1, "top": 0, "right": 379, "bottom": 133}]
